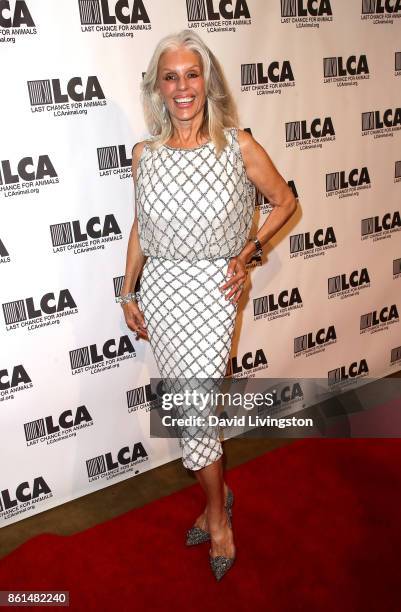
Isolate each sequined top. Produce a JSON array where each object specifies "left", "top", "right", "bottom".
[{"left": 135, "top": 127, "right": 256, "bottom": 261}]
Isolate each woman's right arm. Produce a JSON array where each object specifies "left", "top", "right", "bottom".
[{"left": 120, "top": 141, "right": 148, "bottom": 338}]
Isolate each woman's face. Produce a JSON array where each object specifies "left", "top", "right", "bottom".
[{"left": 157, "top": 46, "right": 207, "bottom": 125}]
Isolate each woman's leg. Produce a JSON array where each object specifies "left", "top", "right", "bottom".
[
  {"left": 193, "top": 457, "right": 235, "bottom": 558},
  {"left": 191, "top": 470, "right": 229, "bottom": 531},
  {"left": 139, "top": 256, "right": 236, "bottom": 557}
]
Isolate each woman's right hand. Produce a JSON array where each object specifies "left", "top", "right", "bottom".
[{"left": 122, "top": 301, "right": 148, "bottom": 340}]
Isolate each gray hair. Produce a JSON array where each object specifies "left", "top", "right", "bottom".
[{"left": 141, "top": 29, "right": 239, "bottom": 156}]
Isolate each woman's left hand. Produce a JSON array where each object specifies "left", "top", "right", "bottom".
[{"left": 219, "top": 256, "right": 248, "bottom": 303}]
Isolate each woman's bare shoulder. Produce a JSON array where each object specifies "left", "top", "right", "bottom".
[
  {"left": 236, "top": 128, "right": 258, "bottom": 152},
  {"left": 236, "top": 128, "right": 270, "bottom": 165},
  {"left": 131, "top": 140, "right": 152, "bottom": 180},
  {"left": 132, "top": 139, "right": 151, "bottom": 161}
]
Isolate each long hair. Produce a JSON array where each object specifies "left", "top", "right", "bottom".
[{"left": 141, "top": 29, "right": 239, "bottom": 156}]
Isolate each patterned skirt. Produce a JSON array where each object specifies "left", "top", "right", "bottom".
[{"left": 137, "top": 256, "right": 237, "bottom": 470}]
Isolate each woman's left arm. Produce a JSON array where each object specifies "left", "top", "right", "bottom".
[{"left": 220, "top": 129, "right": 297, "bottom": 301}]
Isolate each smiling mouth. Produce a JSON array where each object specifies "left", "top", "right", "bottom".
[{"left": 173, "top": 96, "right": 195, "bottom": 106}]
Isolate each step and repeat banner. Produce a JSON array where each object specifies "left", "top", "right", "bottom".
[{"left": 1, "top": 0, "right": 400, "bottom": 526}]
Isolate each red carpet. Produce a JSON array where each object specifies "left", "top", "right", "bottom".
[{"left": 1, "top": 439, "right": 401, "bottom": 611}]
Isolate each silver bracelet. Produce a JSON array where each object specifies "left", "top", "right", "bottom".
[
  {"left": 117, "top": 292, "right": 137, "bottom": 305},
  {"left": 249, "top": 236, "right": 263, "bottom": 257}
]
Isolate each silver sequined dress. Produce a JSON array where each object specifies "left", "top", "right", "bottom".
[{"left": 135, "top": 127, "right": 255, "bottom": 470}]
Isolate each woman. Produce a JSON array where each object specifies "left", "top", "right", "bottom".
[{"left": 119, "top": 29, "right": 297, "bottom": 580}]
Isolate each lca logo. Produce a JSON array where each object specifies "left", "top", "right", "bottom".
[
  {"left": 24, "top": 405, "right": 94, "bottom": 445},
  {"left": 0, "top": 154, "right": 59, "bottom": 198},
  {"left": 285, "top": 116, "right": 336, "bottom": 150},
  {"left": 186, "top": 0, "right": 251, "bottom": 31},
  {"left": 0, "top": 363, "right": 31, "bottom": 390},
  {"left": 0, "top": 155, "right": 57, "bottom": 184},
  {"left": 361, "top": 0, "right": 401, "bottom": 17},
  {"left": 327, "top": 268, "right": 371, "bottom": 300},
  {"left": 27, "top": 76, "right": 107, "bottom": 117},
  {"left": 50, "top": 213, "right": 123, "bottom": 255},
  {"left": 78, "top": 0, "right": 150, "bottom": 24},
  {"left": 0, "top": 477, "right": 52, "bottom": 515},
  {"left": 0, "top": 363, "right": 33, "bottom": 402},
  {"left": 253, "top": 287, "right": 303, "bottom": 321},
  {"left": 127, "top": 382, "right": 160, "bottom": 413},
  {"left": 281, "top": 0, "right": 332, "bottom": 16},
  {"left": 69, "top": 335, "right": 136, "bottom": 375},
  {"left": 97, "top": 145, "right": 132, "bottom": 179},
  {"left": 361, "top": 107, "right": 401, "bottom": 137},
  {"left": 226, "top": 348, "right": 268, "bottom": 378},
  {"left": 28, "top": 76, "right": 104, "bottom": 105},
  {"left": 0, "top": 0, "right": 37, "bottom": 42},
  {"left": 280, "top": 0, "right": 333, "bottom": 26},
  {"left": 360, "top": 304, "right": 399, "bottom": 334},
  {"left": 289, "top": 226, "right": 337, "bottom": 259},
  {"left": 361, "top": 210, "right": 401, "bottom": 241},
  {"left": 86, "top": 442, "right": 149, "bottom": 482},
  {"left": 324, "top": 55, "right": 369, "bottom": 77},
  {"left": 323, "top": 55, "right": 370, "bottom": 86},
  {"left": 0, "top": 0, "right": 35, "bottom": 27},
  {"left": 328, "top": 359, "right": 368, "bottom": 387},
  {"left": 187, "top": 0, "right": 251, "bottom": 21},
  {"left": 326, "top": 167, "right": 371, "bottom": 199},
  {"left": 240, "top": 61, "right": 295, "bottom": 95},
  {"left": 294, "top": 325, "right": 336, "bottom": 358},
  {"left": 2, "top": 289, "right": 78, "bottom": 332}
]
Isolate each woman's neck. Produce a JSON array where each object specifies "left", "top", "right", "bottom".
[{"left": 168, "top": 114, "right": 208, "bottom": 147}]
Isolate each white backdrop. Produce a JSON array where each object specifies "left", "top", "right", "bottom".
[{"left": 1, "top": 0, "right": 400, "bottom": 526}]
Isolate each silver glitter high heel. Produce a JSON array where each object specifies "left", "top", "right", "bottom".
[
  {"left": 185, "top": 488, "right": 234, "bottom": 546},
  {"left": 209, "top": 507, "right": 236, "bottom": 581}
]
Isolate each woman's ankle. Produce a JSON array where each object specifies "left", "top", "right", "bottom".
[{"left": 207, "top": 508, "right": 229, "bottom": 533}]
